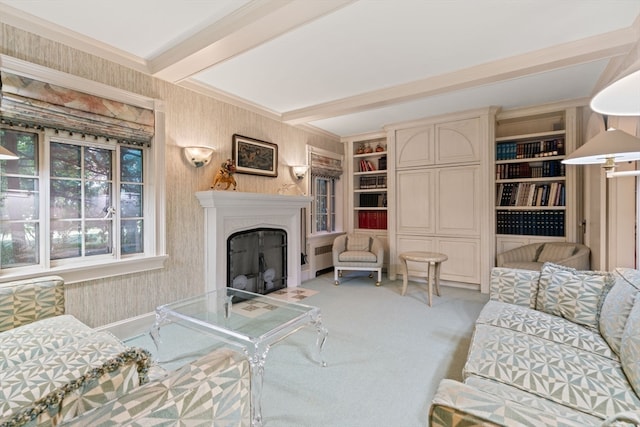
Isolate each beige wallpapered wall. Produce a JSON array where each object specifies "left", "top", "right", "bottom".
[{"left": 1, "top": 23, "right": 342, "bottom": 327}]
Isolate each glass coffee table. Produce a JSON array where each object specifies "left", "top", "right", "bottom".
[{"left": 150, "top": 288, "right": 328, "bottom": 427}]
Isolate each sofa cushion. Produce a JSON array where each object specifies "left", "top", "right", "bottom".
[
  {"left": 600, "top": 268, "right": 640, "bottom": 356},
  {"left": 338, "top": 250, "right": 377, "bottom": 263},
  {"left": 477, "top": 300, "right": 616, "bottom": 360},
  {"left": 536, "top": 263, "right": 614, "bottom": 331},
  {"left": 464, "top": 323, "right": 640, "bottom": 419},
  {"left": 537, "top": 244, "right": 575, "bottom": 263},
  {"left": 346, "top": 234, "right": 370, "bottom": 251},
  {"left": 0, "top": 315, "right": 95, "bottom": 370},
  {"left": 620, "top": 294, "right": 640, "bottom": 398}
]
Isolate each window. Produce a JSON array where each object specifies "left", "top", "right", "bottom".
[
  {"left": 308, "top": 146, "right": 343, "bottom": 235},
  {"left": 0, "top": 55, "right": 166, "bottom": 283},
  {"left": 1, "top": 127, "right": 159, "bottom": 278},
  {"left": 313, "top": 176, "right": 336, "bottom": 233}
]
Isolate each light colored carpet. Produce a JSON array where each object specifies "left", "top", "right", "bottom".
[{"left": 126, "top": 272, "right": 489, "bottom": 427}]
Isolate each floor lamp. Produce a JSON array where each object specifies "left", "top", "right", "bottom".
[{"left": 562, "top": 128, "right": 640, "bottom": 269}]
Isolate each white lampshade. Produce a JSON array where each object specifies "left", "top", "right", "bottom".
[
  {"left": 0, "top": 146, "right": 19, "bottom": 160},
  {"left": 562, "top": 129, "right": 640, "bottom": 165},
  {"left": 590, "top": 69, "right": 640, "bottom": 116}
]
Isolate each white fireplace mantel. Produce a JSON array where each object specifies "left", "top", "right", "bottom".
[{"left": 196, "top": 191, "right": 312, "bottom": 292}]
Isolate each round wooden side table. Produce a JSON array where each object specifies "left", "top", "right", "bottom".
[{"left": 399, "top": 251, "right": 448, "bottom": 307}]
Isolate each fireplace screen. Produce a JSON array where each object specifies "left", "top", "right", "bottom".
[{"left": 227, "top": 228, "right": 287, "bottom": 294}]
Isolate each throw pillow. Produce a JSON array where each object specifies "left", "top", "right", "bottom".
[
  {"left": 599, "top": 268, "right": 640, "bottom": 355},
  {"left": 536, "top": 262, "right": 614, "bottom": 331},
  {"left": 620, "top": 294, "right": 640, "bottom": 397},
  {"left": 346, "top": 235, "right": 370, "bottom": 252},
  {"left": 537, "top": 244, "right": 575, "bottom": 263}
]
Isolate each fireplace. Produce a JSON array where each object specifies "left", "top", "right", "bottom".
[
  {"left": 196, "top": 191, "right": 312, "bottom": 293},
  {"left": 227, "top": 227, "right": 287, "bottom": 294}
]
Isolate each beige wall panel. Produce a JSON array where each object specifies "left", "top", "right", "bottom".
[
  {"left": 396, "top": 170, "right": 434, "bottom": 234},
  {"left": 435, "top": 118, "right": 481, "bottom": 164},
  {"left": 437, "top": 238, "right": 480, "bottom": 283},
  {"left": 395, "top": 125, "right": 434, "bottom": 169},
  {"left": 1, "top": 23, "right": 341, "bottom": 327},
  {"left": 437, "top": 166, "right": 480, "bottom": 236}
]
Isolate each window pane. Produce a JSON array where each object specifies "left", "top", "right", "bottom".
[
  {"left": 1, "top": 130, "right": 37, "bottom": 176},
  {"left": 85, "top": 181, "right": 111, "bottom": 218},
  {"left": 51, "top": 179, "right": 81, "bottom": 219},
  {"left": 85, "top": 147, "right": 112, "bottom": 180},
  {"left": 1, "top": 222, "right": 39, "bottom": 268},
  {"left": 121, "top": 184, "right": 143, "bottom": 217},
  {"left": 50, "top": 220, "right": 81, "bottom": 260},
  {"left": 121, "top": 147, "right": 143, "bottom": 183},
  {"left": 121, "top": 219, "right": 143, "bottom": 254},
  {"left": 85, "top": 220, "right": 112, "bottom": 256},
  {"left": 1, "top": 177, "right": 39, "bottom": 220},
  {"left": 50, "top": 143, "right": 81, "bottom": 178}
]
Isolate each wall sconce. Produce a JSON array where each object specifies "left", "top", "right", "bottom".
[
  {"left": 183, "top": 146, "right": 215, "bottom": 168},
  {"left": 562, "top": 128, "right": 640, "bottom": 178},
  {"left": 0, "top": 146, "right": 19, "bottom": 160},
  {"left": 291, "top": 165, "right": 309, "bottom": 180}
]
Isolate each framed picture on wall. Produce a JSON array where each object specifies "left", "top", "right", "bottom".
[{"left": 232, "top": 134, "right": 278, "bottom": 177}]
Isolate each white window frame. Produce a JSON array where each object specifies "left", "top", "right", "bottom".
[
  {"left": 0, "top": 55, "right": 167, "bottom": 284},
  {"left": 306, "top": 146, "right": 343, "bottom": 236}
]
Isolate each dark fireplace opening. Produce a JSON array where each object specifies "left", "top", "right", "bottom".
[{"left": 227, "top": 227, "right": 287, "bottom": 295}]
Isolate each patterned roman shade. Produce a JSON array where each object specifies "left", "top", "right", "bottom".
[
  {"left": 311, "top": 151, "right": 343, "bottom": 178},
  {"left": 0, "top": 71, "right": 154, "bottom": 146}
]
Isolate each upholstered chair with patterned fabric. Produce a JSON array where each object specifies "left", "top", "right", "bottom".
[
  {"left": 332, "top": 233, "right": 384, "bottom": 286},
  {"left": 496, "top": 241, "right": 590, "bottom": 271}
]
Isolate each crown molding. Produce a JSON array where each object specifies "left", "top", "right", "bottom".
[
  {"left": 0, "top": 3, "right": 149, "bottom": 74},
  {"left": 178, "top": 79, "right": 282, "bottom": 122}
]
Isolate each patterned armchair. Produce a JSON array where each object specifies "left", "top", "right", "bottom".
[{"left": 332, "top": 233, "right": 384, "bottom": 286}]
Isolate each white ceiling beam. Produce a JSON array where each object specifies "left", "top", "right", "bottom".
[
  {"left": 151, "top": 0, "right": 354, "bottom": 83},
  {"left": 282, "top": 28, "right": 638, "bottom": 125}
]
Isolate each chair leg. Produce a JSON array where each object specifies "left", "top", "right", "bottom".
[
  {"left": 334, "top": 268, "right": 340, "bottom": 286},
  {"left": 375, "top": 268, "right": 382, "bottom": 287}
]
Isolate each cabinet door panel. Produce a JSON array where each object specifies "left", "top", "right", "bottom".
[
  {"left": 437, "top": 166, "right": 480, "bottom": 236},
  {"left": 397, "top": 170, "right": 434, "bottom": 234},
  {"left": 436, "top": 118, "right": 481, "bottom": 164},
  {"left": 396, "top": 125, "right": 434, "bottom": 169},
  {"left": 438, "top": 238, "right": 480, "bottom": 283}
]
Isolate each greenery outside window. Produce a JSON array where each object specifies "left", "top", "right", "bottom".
[
  {"left": 313, "top": 176, "right": 336, "bottom": 233},
  {"left": 1, "top": 128, "right": 153, "bottom": 274}
]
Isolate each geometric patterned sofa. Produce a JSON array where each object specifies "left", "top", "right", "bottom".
[
  {"left": 429, "top": 263, "right": 640, "bottom": 427},
  {"left": 0, "top": 276, "right": 251, "bottom": 426}
]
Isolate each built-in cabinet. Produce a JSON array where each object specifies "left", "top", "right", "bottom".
[
  {"left": 494, "top": 106, "right": 581, "bottom": 254},
  {"left": 387, "top": 108, "right": 496, "bottom": 292}
]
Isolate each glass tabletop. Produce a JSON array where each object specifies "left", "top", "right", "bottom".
[{"left": 155, "top": 288, "right": 320, "bottom": 344}]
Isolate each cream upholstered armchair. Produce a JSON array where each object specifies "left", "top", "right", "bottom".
[
  {"left": 332, "top": 233, "right": 384, "bottom": 286},
  {"left": 496, "top": 241, "right": 590, "bottom": 271}
]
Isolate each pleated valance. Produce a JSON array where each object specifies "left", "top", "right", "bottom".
[
  {"left": 311, "top": 151, "right": 343, "bottom": 179},
  {"left": 0, "top": 71, "right": 154, "bottom": 146}
]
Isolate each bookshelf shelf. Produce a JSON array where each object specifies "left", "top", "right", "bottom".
[
  {"left": 494, "top": 108, "right": 577, "bottom": 242},
  {"left": 347, "top": 136, "right": 388, "bottom": 232}
]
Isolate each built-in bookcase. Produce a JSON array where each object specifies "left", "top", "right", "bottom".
[
  {"left": 352, "top": 137, "right": 388, "bottom": 231},
  {"left": 495, "top": 107, "right": 580, "bottom": 254}
]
